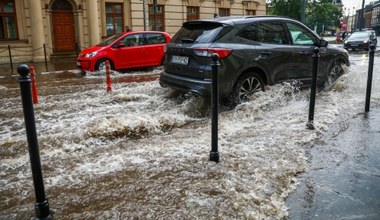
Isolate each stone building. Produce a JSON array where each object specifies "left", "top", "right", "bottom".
[{"left": 0, "top": 0, "right": 266, "bottom": 64}]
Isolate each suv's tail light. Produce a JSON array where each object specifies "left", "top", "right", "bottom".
[{"left": 193, "top": 48, "right": 232, "bottom": 59}]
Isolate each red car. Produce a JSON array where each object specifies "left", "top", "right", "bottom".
[{"left": 77, "top": 31, "right": 171, "bottom": 72}]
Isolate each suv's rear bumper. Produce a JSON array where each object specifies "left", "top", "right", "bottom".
[{"left": 159, "top": 71, "right": 212, "bottom": 96}]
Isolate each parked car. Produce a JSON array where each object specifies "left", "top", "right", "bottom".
[
  {"left": 160, "top": 16, "right": 350, "bottom": 107},
  {"left": 77, "top": 31, "right": 171, "bottom": 72},
  {"left": 335, "top": 31, "right": 348, "bottom": 43},
  {"left": 343, "top": 31, "right": 377, "bottom": 51}
]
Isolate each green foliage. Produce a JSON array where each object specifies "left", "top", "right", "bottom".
[
  {"left": 305, "top": 0, "right": 342, "bottom": 33},
  {"left": 267, "top": 0, "right": 302, "bottom": 20},
  {"left": 267, "top": 0, "right": 343, "bottom": 33}
]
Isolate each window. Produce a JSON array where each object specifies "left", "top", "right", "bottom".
[
  {"left": 239, "top": 24, "right": 258, "bottom": 41},
  {"left": 246, "top": 10, "right": 256, "bottom": 15},
  {"left": 119, "top": 33, "right": 166, "bottom": 47},
  {"left": 287, "top": 23, "right": 315, "bottom": 45},
  {"left": 218, "top": 8, "right": 230, "bottom": 17},
  {"left": 52, "top": 0, "right": 72, "bottom": 10},
  {"left": 257, "top": 22, "right": 288, "bottom": 44},
  {"left": 146, "top": 33, "right": 166, "bottom": 44},
  {"left": 106, "top": 3, "right": 124, "bottom": 36},
  {"left": 120, "top": 34, "right": 144, "bottom": 46},
  {"left": 149, "top": 4, "right": 165, "bottom": 31},
  {"left": 0, "top": 0, "right": 18, "bottom": 40},
  {"left": 187, "top": 6, "right": 199, "bottom": 21}
]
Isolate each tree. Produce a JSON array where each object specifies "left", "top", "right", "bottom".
[
  {"left": 305, "top": 0, "right": 342, "bottom": 34},
  {"left": 267, "top": 0, "right": 342, "bottom": 34},
  {"left": 267, "top": 0, "right": 302, "bottom": 20}
]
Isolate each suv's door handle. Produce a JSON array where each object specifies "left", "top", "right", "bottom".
[
  {"left": 260, "top": 51, "right": 271, "bottom": 55},
  {"left": 298, "top": 51, "right": 310, "bottom": 55}
]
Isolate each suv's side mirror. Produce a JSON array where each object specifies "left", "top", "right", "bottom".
[{"left": 320, "top": 39, "right": 329, "bottom": 47}]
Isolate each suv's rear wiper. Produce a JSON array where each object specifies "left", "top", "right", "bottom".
[{"left": 181, "top": 38, "right": 195, "bottom": 43}]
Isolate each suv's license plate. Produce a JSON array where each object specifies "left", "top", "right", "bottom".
[{"left": 171, "top": 55, "right": 189, "bottom": 65}]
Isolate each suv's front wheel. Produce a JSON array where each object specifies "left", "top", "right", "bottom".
[
  {"left": 328, "top": 61, "right": 344, "bottom": 83},
  {"left": 227, "top": 72, "right": 265, "bottom": 107}
]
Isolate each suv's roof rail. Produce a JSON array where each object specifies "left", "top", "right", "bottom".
[
  {"left": 243, "top": 15, "right": 281, "bottom": 19},
  {"left": 214, "top": 15, "right": 287, "bottom": 19}
]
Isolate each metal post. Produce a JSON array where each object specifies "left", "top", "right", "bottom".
[
  {"left": 18, "top": 64, "right": 52, "bottom": 220},
  {"left": 76, "top": 43, "right": 80, "bottom": 57},
  {"left": 360, "top": 0, "right": 365, "bottom": 31},
  {"left": 43, "top": 44, "right": 48, "bottom": 72},
  {"left": 105, "top": 60, "right": 112, "bottom": 93},
  {"left": 210, "top": 54, "right": 220, "bottom": 163},
  {"left": 143, "top": 0, "right": 146, "bottom": 31},
  {"left": 365, "top": 44, "right": 376, "bottom": 112},
  {"left": 307, "top": 47, "right": 320, "bottom": 130},
  {"left": 301, "top": 0, "right": 306, "bottom": 23},
  {"left": 153, "top": 0, "right": 157, "bottom": 31},
  {"left": 8, "top": 45, "right": 13, "bottom": 75}
]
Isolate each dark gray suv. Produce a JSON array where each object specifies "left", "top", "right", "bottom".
[{"left": 160, "top": 16, "right": 350, "bottom": 106}]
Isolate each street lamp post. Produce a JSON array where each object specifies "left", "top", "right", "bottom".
[
  {"left": 352, "top": 7, "right": 355, "bottom": 32},
  {"left": 360, "top": 0, "right": 365, "bottom": 30},
  {"left": 301, "top": 0, "right": 306, "bottom": 23}
]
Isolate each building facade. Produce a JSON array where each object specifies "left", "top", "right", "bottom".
[{"left": 0, "top": 0, "right": 266, "bottom": 64}]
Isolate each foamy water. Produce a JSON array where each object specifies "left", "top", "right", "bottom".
[{"left": 1, "top": 52, "right": 379, "bottom": 219}]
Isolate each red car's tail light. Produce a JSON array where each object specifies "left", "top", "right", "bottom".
[{"left": 193, "top": 48, "right": 232, "bottom": 59}]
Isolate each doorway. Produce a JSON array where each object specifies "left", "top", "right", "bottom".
[{"left": 51, "top": 0, "right": 76, "bottom": 52}]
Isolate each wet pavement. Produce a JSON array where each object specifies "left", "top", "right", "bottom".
[
  {"left": 286, "top": 108, "right": 380, "bottom": 219},
  {"left": 0, "top": 59, "right": 78, "bottom": 78}
]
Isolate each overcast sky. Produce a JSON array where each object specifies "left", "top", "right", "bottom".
[{"left": 342, "top": 0, "right": 372, "bottom": 13}]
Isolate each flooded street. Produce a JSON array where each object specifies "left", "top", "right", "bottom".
[{"left": 1, "top": 51, "right": 380, "bottom": 219}]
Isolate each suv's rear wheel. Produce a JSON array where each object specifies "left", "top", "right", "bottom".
[{"left": 228, "top": 72, "right": 265, "bottom": 107}]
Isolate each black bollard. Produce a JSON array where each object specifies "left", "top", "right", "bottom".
[
  {"left": 365, "top": 44, "right": 376, "bottom": 112},
  {"left": 209, "top": 54, "right": 220, "bottom": 163},
  {"left": 18, "top": 64, "right": 52, "bottom": 220},
  {"left": 43, "top": 44, "right": 48, "bottom": 72},
  {"left": 8, "top": 45, "right": 13, "bottom": 75},
  {"left": 307, "top": 47, "right": 320, "bottom": 130}
]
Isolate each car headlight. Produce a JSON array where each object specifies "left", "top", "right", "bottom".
[
  {"left": 85, "top": 51, "right": 98, "bottom": 58},
  {"left": 364, "top": 40, "right": 368, "bottom": 44}
]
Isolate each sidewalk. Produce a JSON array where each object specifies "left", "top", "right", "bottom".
[
  {"left": 0, "top": 59, "right": 78, "bottom": 78},
  {"left": 286, "top": 108, "right": 380, "bottom": 219}
]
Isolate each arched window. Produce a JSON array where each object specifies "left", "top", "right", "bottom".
[{"left": 52, "top": 0, "right": 73, "bottom": 10}]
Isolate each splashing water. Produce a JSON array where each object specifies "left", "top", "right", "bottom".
[{"left": 1, "top": 53, "right": 379, "bottom": 219}]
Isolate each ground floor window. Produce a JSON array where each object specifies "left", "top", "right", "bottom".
[
  {"left": 106, "top": 3, "right": 124, "bottom": 36},
  {"left": 149, "top": 5, "right": 164, "bottom": 31},
  {"left": 0, "top": 0, "right": 18, "bottom": 40},
  {"left": 218, "top": 8, "right": 230, "bottom": 17},
  {"left": 246, "top": 9, "right": 256, "bottom": 15},
  {"left": 187, "top": 6, "right": 199, "bottom": 21}
]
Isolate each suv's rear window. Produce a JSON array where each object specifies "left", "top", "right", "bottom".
[{"left": 171, "top": 22, "right": 230, "bottom": 43}]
